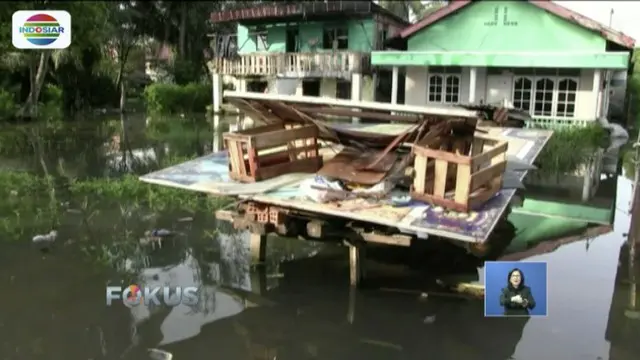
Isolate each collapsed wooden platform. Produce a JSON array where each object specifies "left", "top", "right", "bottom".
[
  {"left": 141, "top": 94, "right": 552, "bottom": 286},
  {"left": 141, "top": 124, "right": 551, "bottom": 244}
]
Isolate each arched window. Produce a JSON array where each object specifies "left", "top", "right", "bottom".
[
  {"left": 533, "top": 78, "right": 554, "bottom": 116},
  {"left": 510, "top": 71, "right": 579, "bottom": 118},
  {"left": 556, "top": 78, "right": 578, "bottom": 117},
  {"left": 427, "top": 73, "right": 460, "bottom": 104},
  {"left": 428, "top": 75, "right": 443, "bottom": 102},
  {"left": 445, "top": 75, "right": 460, "bottom": 104},
  {"left": 512, "top": 77, "right": 533, "bottom": 111}
]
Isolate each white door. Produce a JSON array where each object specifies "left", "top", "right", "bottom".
[{"left": 486, "top": 75, "right": 513, "bottom": 106}]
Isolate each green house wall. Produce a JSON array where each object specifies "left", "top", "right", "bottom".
[
  {"left": 407, "top": 1, "right": 607, "bottom": 52},
  {"left": 237, "top": 19, "right": 376, "bottom": 54}
]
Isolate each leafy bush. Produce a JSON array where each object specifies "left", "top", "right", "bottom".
[
  {"left": 0, "top": 89, "right": 16, "bottom": 121},
  {"left": 40, "top": 84, "right": 63, "bottom": 104},
  {"left": 143, "top": 83, "right": 210, "bottom": 114},
  {"left": 171, "top": 59, "right": 202, "bottom": 85}
]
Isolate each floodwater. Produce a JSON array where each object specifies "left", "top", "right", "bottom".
[{"left": 0, "top": 114, "right": 638, "bottom": 360}]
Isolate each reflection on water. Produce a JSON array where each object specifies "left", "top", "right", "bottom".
[{"left": 0, "top": 116, "right": 638, "bottom": 359}]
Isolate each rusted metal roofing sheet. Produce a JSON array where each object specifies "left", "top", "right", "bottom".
[
  {"left": 399, "top": 0, "right": 635, "bottom": 49},
  {"left": 210, "top": 1, "right": 409, "bottom": 26}
]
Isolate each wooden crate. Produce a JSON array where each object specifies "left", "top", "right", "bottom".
[
  {"left": 223, "top": 123, "right": 322, "bottom": 183},
  {"left": 410, "top": 134, "right": 508, "bottom": 212}
]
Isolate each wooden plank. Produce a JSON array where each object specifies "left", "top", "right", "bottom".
[
  {"left": 253, "top": 125, "right": 318, "bottom": 149},
  {"left": 470, "top": 140, "right": 508, "bottom": 168},
  {"left": 257, "top": 157, "right": 322, "bottom": 180},
  {"left": 454, "top": 164, "right": 472, "bottom": 205},
  {"left": 469, "top": 161, "right": 507, "bottom": 192},
  {"left": 292, "top": 106, "right": 422, "bottom": 123},
  {"left": 433, "top": 159, "right": 448, "bottom": 197},
  {"left": 256, "top": 144, "right": 319, "bottom": 166},
  {"left": 224, "top": 91, "right": 480, "bottom": 118},
  {"left": 227, "top": 140, "right": 242, "bottom": 175},
  {"left": 231, "top": 123, "right": 283, "bottom": 135},
  {"left": 360, "top": 232, "right": 412, "bottom": 247},
  {"left": 413, "top": 146, "right": 471, "bottom": 165},
  {"left": 413, "top": 155, "right": 428, "bottom": 193},
  {"left": 234, "top": 141, "right": 248, "bottom": 176}
]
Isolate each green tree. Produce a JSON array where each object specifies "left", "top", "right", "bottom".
[{"left": 379, "top": 0, "right": 447, "bottom": 23}]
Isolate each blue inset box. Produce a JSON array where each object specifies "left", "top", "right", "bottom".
[{"left": 484, "top": 261, "right": 548, "bottom": 317}]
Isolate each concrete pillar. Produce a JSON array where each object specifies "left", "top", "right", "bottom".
[
  {"left": 212, "top": 73, "right": 222, "bottom": 113},
  {"left": 295, "top": 80, "right": 303, "bottom": 96},
  {"left": 238, "top": 78, "right": 247, "bottom": 92},
  {"left": 351, "top": 73, "right": 362, "bottom": 124},
  {"left": 249, "top": 233, "right": 267, "bottom": 266},
  {"left": 372, "top": 73, "right": 378, "bottom": 102},
  {"left": 212, "top": 73, "right": 222, "bottom": 131},
  {"left": 594, "top": 69, "right": 602, "bottom": 118},
  {"left": 212, "top": 115, "right": 222, "bottom": 152},
  {"left": 391, "top": 66, "right": 399, "bottom": 105},
  {"left": 603, "top": 70, "right": 611, "bottom": 118},
  {"left": 582, "top": 158, "right": 593, "bottom": 202},
  {"left": 469, "top": 67, "right": 477, "bottom": 104}
]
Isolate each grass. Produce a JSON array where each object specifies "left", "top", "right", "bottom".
[{"left": 534, "top": 123, "right": 609, "bottom": 177}]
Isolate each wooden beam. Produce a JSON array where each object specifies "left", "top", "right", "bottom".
[
  {"left": 293, "top": 106, "right": 422, "bottom": 123},
  {"left": 223, "top": 91, "right": 480, "bottom": 118}
]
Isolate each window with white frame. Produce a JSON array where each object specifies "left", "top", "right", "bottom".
[
  {"left": 534, "top": 78, "right": 554, "bottom": 117},
  {"left": 511, "top": 72, "right": 578, "bottom": 118},
  {"left": 427, "top": 67, "right": 461, "bottom": 104},
  {"left": 513, "top": 77, "right": 532, "bottom": 112},
  {"left": 556, "top": 79, "right": 577, "bottom": 117}
]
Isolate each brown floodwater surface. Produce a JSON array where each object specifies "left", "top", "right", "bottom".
[{"left": 0, "top": 118, "right": 638, "bottom": 360}]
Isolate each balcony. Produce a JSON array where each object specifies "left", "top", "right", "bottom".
[{"left": 209, "top": 52, "right": 370, "bottom": 78}]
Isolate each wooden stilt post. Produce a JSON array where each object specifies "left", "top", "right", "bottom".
[
  {"left": 250, "top": 233, "right": 267, "bottom": 266},
  {"left": 250, "top": 265, "right": 267, "bottom": 295},
  {"left": 347, "top": 286, "right": 357, "bottom": 324},
  {"left": 347, "top": 241, "right": 366, "bottom": 287}
]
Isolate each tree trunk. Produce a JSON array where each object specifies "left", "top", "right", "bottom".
[
  {"left": 179, "top": 3, "right": 187, "bottom": 59},
  {"left": 119, "top": 79, "right": 127, "bottom": 113},
  {"left": 116, "top": 44, "right": 132, "bottom": 111},
  {"left": 20, "top": 51, "right": 51, "bottom": 118}
]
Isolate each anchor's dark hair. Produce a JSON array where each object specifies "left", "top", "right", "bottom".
[{"left": 507, "top": 268, "right": 525, "bottom": 289}]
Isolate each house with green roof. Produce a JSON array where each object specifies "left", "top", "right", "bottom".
[{"left": 373, "top": 0, "right": 636, "bottom": 127}]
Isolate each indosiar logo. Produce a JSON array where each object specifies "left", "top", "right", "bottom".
[{"left": 12, "top": 10, "right": 71, "bottom": 49}]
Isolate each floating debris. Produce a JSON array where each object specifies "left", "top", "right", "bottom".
[
  {"left": 32, "top": 230, "right": 57, "bottom": 252},
  {"left": 142, "top": 213, "right": 158, "bottom": 221},
  {"left": 177, "top": 216, "right": 194, "bottom": 222},
  {"left": 148, "top": 348, "right": 173, "bottom": 360},
  {"left": 423, "top": 315, "right": 437, "bottom": 324},
  {"left": 140, "top": 229, "right": 175, "bottom": 249},
  {"left": 148, "top": 229, "right": 173, "bottom": 237},
  {"left": 359, "top": 338, "right": 403, "bottom": 351}
]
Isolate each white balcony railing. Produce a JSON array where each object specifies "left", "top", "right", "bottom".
[{"left": 209, "top": 51, "right": 370, "bottom": 77}]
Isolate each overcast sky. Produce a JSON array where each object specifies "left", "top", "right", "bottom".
[{"left": 556, "top": 1, "right": 640, "bottom": 42}]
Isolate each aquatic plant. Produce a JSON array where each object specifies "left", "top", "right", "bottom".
[
  {"left": 68, "top": 174, "right": 229, "bottom": 213},
  {"left": 534, "top": 123, "right": 609, "bottom": 177},
  {"left": 0, "top": 167, "right": 231, "bottom": 241}
]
